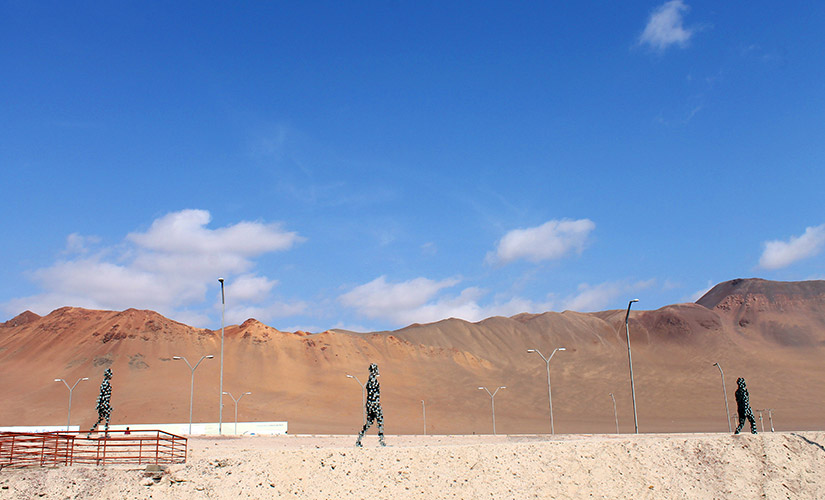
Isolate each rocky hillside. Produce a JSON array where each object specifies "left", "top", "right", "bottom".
[{"left": 1, "top": 278, "right": 823, "bottom": 434}]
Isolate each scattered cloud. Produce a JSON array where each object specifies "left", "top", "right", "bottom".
[
  {"left": 338, "top": 275, "right": 553, "bottom": 327},
  {"left": 638, "top": 0, "right": 695, "bottom": 52},
  {"left": 2, "top": 209, "right": 304, "bottom": 327},
  {"left": 561, "top": 279, "right": 655, "bottom": 312},
  {"left": 488, "top": 219, "right": 595, "bottom": 265},
  {"left": 64, "top": 233, "right": 101, "bottom": 255},
  {"left": 688, "top": 281, "right": 714, "bottom": 302},
  {"left": 759, "top": 224, "right": 825, "bottom": 270}
]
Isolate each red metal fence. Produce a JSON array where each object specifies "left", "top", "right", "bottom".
[{"left": 0, "top": 430, "right": 186, "bottom": 468}]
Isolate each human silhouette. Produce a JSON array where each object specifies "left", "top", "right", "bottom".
[
  {"left": 88, "top": 368, "right": 113, "bottom": 437},
  {"left": 356, "top": 363, "right": 386, "bottom": 447},
  {"left": 734, "top": 377, "right": 757, "bottom": 435}
]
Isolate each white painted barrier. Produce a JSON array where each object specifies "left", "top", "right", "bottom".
[
  {"left": 0, "top": 426, "right": 80, "bottom": 433},
  {"left": 107, "top": 422, "right": 288, "bottom": 436}
]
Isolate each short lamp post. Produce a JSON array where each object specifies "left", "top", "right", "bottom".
[
  {"left": 527, "top": 347, "right": 566, "bottom": 435},
  {"left": 222, "top": 391, "right": 251, "bottom": 435},
  {"left": 55, "top": 377, "right": 88, "bottom": 431},
  {"left": 346, "top": 374, "right": 366, "bottom": 426},
  {"left": 422, "top": 400, "right": 427, "bottom": 436},
  {"left": 609, "top": 392, "right": 619, "bottom": 434},
  {"left": 173, "top": 354, "right": 214, "bottom": 434},
  {"left": 478, "top": 386, "right": 506, "bottom": 435}
]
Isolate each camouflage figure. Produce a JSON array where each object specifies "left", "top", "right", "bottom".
[
  {"left": 734, "top": 377, "right": 757, "bottom": 435},
  {"left": 356, "top": 363, "right": 386, "bottom": 447},
  {"left": 88, "top": 368, "right": 113, "bottom": 436}
]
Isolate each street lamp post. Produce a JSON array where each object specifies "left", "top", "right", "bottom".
[
  {"left": 173, "top": 354, "right": 214, "bottom": 434},
  {"left": 625, "top": 298, "right": 640, "bottom": 434},
  {"left": 712, "top": 362, "right": 732, "bottom": 432},
  {"left": 609, "top": 392, "right": 619, "bottom": 434},
  {"left": 346, "top": 374, "right": 366, "bottom": 426},
  {"left": 765, "top": 408, "right": 775, "bottom": 432},
  {"left": 218, "top": 278, "right": 226, "bottom": 435},
  {"left": 222, "top": 391, "right": 251, "bottom": 435},
  {"left": 755, "top": 409, "right": 765, "bottom": 432},
  {"left": 478, "top": 386, "right": 506, "bottom": 435},
  {"left": 527, "top": 347, "right": 566, "bottom": 434},
  {"left": 422, "top": 400, "right": 427, "bottom": 435},
  {"left": 55, "top": 377, "right": 88, "bottom": 431}
]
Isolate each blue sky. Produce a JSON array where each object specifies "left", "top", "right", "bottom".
[{"left": 2, "top": 1, "right": 823, "bottom": 332}]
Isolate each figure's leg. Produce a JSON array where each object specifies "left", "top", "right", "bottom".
[
  {"left": 748, "top": 414, "right": 758, "bottom": 434},
  {"left": 104, "top": 410, "right": 110, "bottom": 435},
  {"left": 89, "top": 414, "right": 103, "bottom": 436},
  {"left": 375, "top": 408, "right": 385, "bottom": 446},
  {"left": 734, "top": 417, "right": 745, "bottom": 434},
  {"left": 356, "top": 413, "right": 374, "bottom": 447}
]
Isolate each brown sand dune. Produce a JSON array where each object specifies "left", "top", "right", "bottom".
[
  {"left": 1, "top": 432, "right": 824, "bottom": 499},
  {"left": 0, "top": 278, "right": 823, "bottom": 435}
]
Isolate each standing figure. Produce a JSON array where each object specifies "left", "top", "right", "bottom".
[
  {"left": 356, "top": 363, "right": 386, "bottom": 447},
  {"left": 88, "top": 368, "right": 113, "bottom": 437},
  {"left": 734, "top": 377, "right": 757, "bottom": 435}
]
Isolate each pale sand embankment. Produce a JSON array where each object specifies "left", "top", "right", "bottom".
[{"left": 1, "top": 432, "right": 823, "bottom": 499}]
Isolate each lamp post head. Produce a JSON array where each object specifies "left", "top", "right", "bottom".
[
  {"left": 172, "top": 356, "right": 182, "bottom": 360},
  {"left": 244, "top": 392, "right": 252, "bottom": 395},
  {"left": 54, "top": 379, "right": 62, "bottom": 382},
  {"left": 222, "top": 392, "right": 229, "bottom": 395},
  {"left": 478, "top": 387, "right": 484, "bottom": 390},
  {"left": 713, "top": 362, "right": 718, "bottom": 366},
  {"left": 630, "top": 298, "right": 639, "bottom": 303},
  {"left": 558, "top": 347, "right": 567, "bottom": 351},
  {"left": 81, "top": 377, "right": 88, "bottom": 381},
  {"left": 206, "top": 355, "right": 215, "bottom": 359},
  {"left": 527, "top": 349, "right": 536, "bottom": 353},
  {"left": 501, "top": 386, "right": 507, "bottom": 390},
  {"left": 218, "top": 278, "right": 224, "bottom": 284},
  {"left": 346, "top": 374, "right": 353, "bottom": 378}
]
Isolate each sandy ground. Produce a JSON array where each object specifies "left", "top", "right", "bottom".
[{"left": 1, "top": 432, "right": 824, "bottom": 499}]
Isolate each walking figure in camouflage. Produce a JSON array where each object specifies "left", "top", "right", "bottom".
[
  {"left": 356, "top": 363, "right": 386, "bottom": 447},
  {"left": 734, "top": 377, "right": 757, "bottom": 434},
  {"left": 88, "top": 368, "right": 113, "bottom": 437}
]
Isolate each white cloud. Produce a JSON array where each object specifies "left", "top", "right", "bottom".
[
  {"left": 128, "top": 209, "right": 302, "bottom": 256},
  {"left": 227, "top": 274, "right": 278, "bottom": 303},
  {"left": 759, "top": 224, "right": 825, "bottom": 270},
  {"left": 339, "top": 276, "right": 461, "bottom": 322},
  {"left": 2, "top": 210, "right": 304, "bottom": 327},
  {"left": 561, "top": 280, "right": 655, "bottom": 312},
  {"left": 339, "top": 275, "right": 555, "bottom": 327},
  {"left": 638, "top": 0, "right": 695, "bottom": 52},
  {"left": 488, "top": 219, "right": 595, "bottom": 265}
]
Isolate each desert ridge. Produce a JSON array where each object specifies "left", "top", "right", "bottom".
[{"left": 0, "top": 278, "right": 824, "bottom": 434}]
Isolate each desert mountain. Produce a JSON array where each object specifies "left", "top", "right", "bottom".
[{"left": 1, "top": 278, "right": 823, "bottom": 434}]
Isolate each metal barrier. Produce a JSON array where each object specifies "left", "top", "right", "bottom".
[{"left": 0, "top": 430, "right": 186, "bottom": 468}]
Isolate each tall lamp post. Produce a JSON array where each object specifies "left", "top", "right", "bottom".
[
  {"left": 222, "top": 391, "right": 251, "bottom": 435},
  {"left": 346, "top": 374, "right": 366, "bottom": 426},
  {"left": 527, "top": 347, "right": 566, "bottom": 435},
  {"left": 609, "top": 392, "right": 619, "bottom": 434},
  {"left": 625, "top": 298, "right": 640, "bottom": 434},
  {"left": 478, "top": 386, "right": 506, "bottom": 435},
  {"left": 218, "top": 278, "right": 226, "bottom": 435},
  {"left": 173, "top": 354, "right": 214, "bottom": 434},
  {"left": 712, "top": 362, "right": 732, "bottom": 432},
  {"left": 55, "top": 377, "right": 88, "bottom": 431},
  {"left": 422, "top": 400, "right": 427, "bottom": 436}
]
